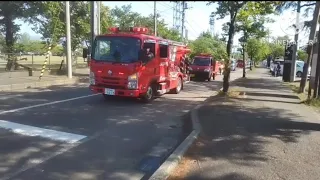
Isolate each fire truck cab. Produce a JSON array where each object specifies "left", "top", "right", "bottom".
[
  {"left": 83, "top": 27, "right": 190, "bottom": 103},
  {"left": 188, "top": 53, "right": 219, "bottom": 81}
]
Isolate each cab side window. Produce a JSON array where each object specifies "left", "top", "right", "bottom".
[
  {"left": 159, "top": 44, "right": 168, "bottom": 58},
  {"left": 143, "top": 42, "right": 156, "bottom": 57}
]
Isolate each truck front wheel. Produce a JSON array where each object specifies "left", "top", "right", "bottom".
[{"left": 141, "top": 84, "right": 155, "bottom": 103}]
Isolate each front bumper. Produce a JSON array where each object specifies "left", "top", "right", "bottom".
[
  {"left": 189, "top": 71, "right": 210, "bottom": 78},
  {"left": 89, "top": 85, "right": 141, "bottom": 97}
]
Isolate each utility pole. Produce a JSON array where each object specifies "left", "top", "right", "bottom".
[
  {"left": 154, "top": 1, "right": 157, "bottom": 36},
  {"left": 173, "top": 2, "right": 182, "bottom": 31},
  {"left": 290, "top": 1, "right": 301, "bottom": 82},
  {"left": 181, "top": 1, "right": 186, "bottom": 39},
  {"left": 313, "top": 30, "right": 320, "bottom": 98},
  {"left": 97, "top": 1, "right": 101, "bottom": 35},
  {"left": 299, "top": 1, "right": 320, "bottom": 93},
  {"left": 209, "top": 14, "right": 215, "bottom": 37},
  {"left": 90, "top": 1, "right": 98, "bottom": 49},
  {"left": 65, "top": 1, "right": 72, "bottom": 79}
]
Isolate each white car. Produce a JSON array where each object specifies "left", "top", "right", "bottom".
[
  {"left": 271, "top": 60, "right": 310, "bottom": 77},
  {"left": 296, "top": 61, "right": 311, "bottom": 77}
]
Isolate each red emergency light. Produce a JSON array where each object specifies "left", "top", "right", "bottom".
[
  {"left": 130, "top": 27, "right": 149, "bottom": 34},
  {"left": 108, "top": 27, "right": 149, "bottom": 34},
  {"left": 109, "top": 27, "right": 120, "bottom": 33}
]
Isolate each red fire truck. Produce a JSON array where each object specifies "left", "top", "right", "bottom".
[
  {"left": 83, "top": 27, "right": 190, "bottom": 103},
  {"left": 188, "top": 53, "right": 220, "bottom": 81}
]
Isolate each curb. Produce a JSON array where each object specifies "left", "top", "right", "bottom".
[
  {"left": 148, "top": 87, "right": 223, "bottom": 180},
  {"left": 0, "top": 77, "right": 88, "bottom": 92}
]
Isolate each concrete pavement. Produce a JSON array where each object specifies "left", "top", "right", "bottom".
[
  {"left": 168, "top": 68, "right": 320, "bottom": 180},
  {"left": 0, "top": 69, "right": 242, "bottom": 180}
]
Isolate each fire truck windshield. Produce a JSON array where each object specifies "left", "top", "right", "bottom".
[
  {"left": 92, "top": 36, "right": 141, "bottom": 63},
  {"left": 192, "top": 57, "right": 211, "bottom": 66}
]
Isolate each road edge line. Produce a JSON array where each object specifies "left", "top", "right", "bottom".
[{"left": 148, "top": 86, "right": 223, "bottom": 180}]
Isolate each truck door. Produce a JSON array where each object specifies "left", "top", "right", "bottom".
[
  {"left": 159, "top": 41, "right": 169, "bottom": 81},
  {"left": 140, "top": 39, "right": 157, "bottom": 85},
  {"left": 168, "top": 45, "right": 178, "bottom": 80}
]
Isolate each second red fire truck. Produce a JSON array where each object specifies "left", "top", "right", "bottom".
[
  {"left": 188, "top": 53, "right": 220, "bottom": 81},
  {"left": 83, "top": 27, "right": 190, "bottom": 103}
]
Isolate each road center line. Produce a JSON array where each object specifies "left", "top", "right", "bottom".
[
  {"left": 0, "top": 94, "right": 99, "bottom": 115},
  {"left": 0, "top": 120, "right": 86, "bottom": 143}
]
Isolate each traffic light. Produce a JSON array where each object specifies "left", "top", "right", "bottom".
[
  {"left": 284, "top": 43, "right": 294, "bottom": 60},
  {"left": 283, "top": 43, "right": 294, "bottom": 82}
]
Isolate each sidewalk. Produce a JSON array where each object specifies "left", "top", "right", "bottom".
[
  {"left": 0, "top": 68, "right": 89, "bottom": 91},
  {"left": 168, "top": 68, "right": 320, "bottom": 180}
]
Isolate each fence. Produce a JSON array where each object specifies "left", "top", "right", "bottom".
[{"left": 0, "top": 53, "right": 88, "bottom": 73}]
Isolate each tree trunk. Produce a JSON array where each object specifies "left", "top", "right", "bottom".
[
  {"left": 223, "top": 14, "right": 236, "bottom": 93},
  {"left": 299, "top": 1, "right": 320, "bottom": 93},
  {"left": 242, "top": 52, "right": 246, "bottom": 78},
  {"left": 4, "top": 15, "right": 17, "bottom": 71}
]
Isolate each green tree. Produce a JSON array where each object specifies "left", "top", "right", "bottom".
[
  {"left": 237, "top": 2, "right": 274, "bottom": 73},
  {"left": 298, "top": 49, "right": 308, "bottom": 61},
  {"left": 111, "top": 4, "right": 140, "bottom": 30},
  {"left": 30, "top": 2, "right": 113, "bottom": 51},
  {"left": 111, "top": 5, "right": 182, "bottom": 41},
  {"left": 209, "top": 1, "right": 278, "bottom": 92},
  {"left": 247, "top": 38, "right": 271, "bottom": 64},
  {"left": 208, "top": 1, "right": 247, "bottom": 92},
  {"left": 189, "top": 32, "right": 227, "bottom": 60},
  {"left": 0, "top": 2, "right": 40, "bottom": 69}
]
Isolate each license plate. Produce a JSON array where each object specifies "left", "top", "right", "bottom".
[
  {"left": 190, "top": 74, "right": 195, "bottom": 77},
  {"left": 104, "top": 88, "right": 115, "bottom": 95}
]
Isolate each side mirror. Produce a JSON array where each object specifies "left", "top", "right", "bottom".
[{"left": 82, "top": 48, "right": 88, "bottom": 59}]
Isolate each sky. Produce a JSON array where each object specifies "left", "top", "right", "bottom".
[{"left": 16, "top": 1, "right": 313, "bottom": 48}]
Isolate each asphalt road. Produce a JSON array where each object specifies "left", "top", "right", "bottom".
[{"left": 0, "top": 70, "right": 242, "bottom": 180}]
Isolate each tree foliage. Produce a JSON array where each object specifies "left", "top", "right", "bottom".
[
  {"left": 0, "top": 2, "right": 39, "bottom": 53},
  {"left": 188, "top": 32, "right": 227, "bottom": 60},
  {"left": 111, "top": 5, "right": 181, "bottom": 41},
  {"left": 208, "top": 1, "right": 277, "bottom": 92},
  {"left": 247, "top": 38, "right": 270, "bottom": 62}
]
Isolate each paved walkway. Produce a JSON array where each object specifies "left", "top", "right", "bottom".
[
  {"left": 0, "top": 69, "right": 89, "bottom": 91},
  {"left": 169, "top": 68, "right": 320, "bottom": 180}
]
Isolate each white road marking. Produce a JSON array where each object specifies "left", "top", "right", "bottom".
[
  {"left": 0, "top": 94, "right": 99, "bottom": 115},
  {"left": 0, "top": 120, "right": 86, "bottom": 143},
  {"left": 1, "top": 129, "right": 107, "bottom": 180}
]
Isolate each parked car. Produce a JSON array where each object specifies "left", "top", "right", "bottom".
[
  {"left": 230, "top": 59, "right": 237, "bottom": 71},
  {"left": 296, "top": 60, "right": 311, "bottom": 77}
]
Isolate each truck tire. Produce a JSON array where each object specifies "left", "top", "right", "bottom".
[
  {"left": 207, "top": 73, "right": 212, "bottom": 81},
  {"left": 173, "top": 77, "right": 183, "bottom": 94},
  {"left": 141, "top": 84, "right": 155, "bottom": 103}
]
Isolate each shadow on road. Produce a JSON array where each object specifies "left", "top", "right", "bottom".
[
  {"left": 170, "top": 72, "right": 320, "bottom": 180},
  {"left": 0, "top": 82, "right": 207, "bottom": 180}
]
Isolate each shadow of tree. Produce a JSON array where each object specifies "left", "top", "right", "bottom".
[
  {"left": 0, "top": 80, "right": 215, "bottom": 180},
  {"left": 173, "top": 69, "right": 320, "bottom": 180}
]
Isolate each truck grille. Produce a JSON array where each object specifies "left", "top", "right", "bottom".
[{"left": 96, "top": 76, "right": 127, "bottom": 89}]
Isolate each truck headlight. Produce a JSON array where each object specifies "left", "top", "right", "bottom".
[
  {"left": 127, "top": 73, "right": 138, "bottom": 89},
  {"left": 89, "top": 71, "right": 95, "bottom": 85},
  {"left": 204, "top": 68, "right": 210, "bottom": 72}
]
